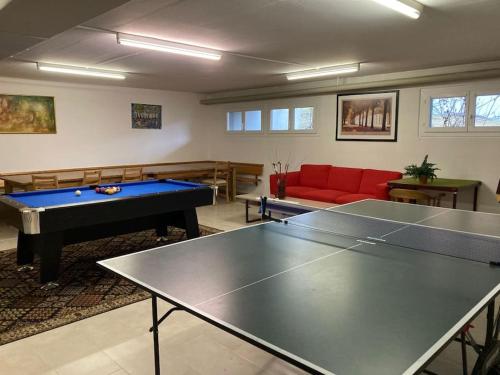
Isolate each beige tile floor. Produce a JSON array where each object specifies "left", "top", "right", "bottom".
[{"left": 0, "top": 200, "right": 491, "bottom": 374}]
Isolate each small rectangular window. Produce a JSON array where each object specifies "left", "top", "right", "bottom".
[
  {"left": 270, "top": 109, "right": 289, "bottom": 131},
  {"left": 474, "top": 94, "right": 500, "bottom": 127},
  {"left": 227, "top": 112, "right": 243, "bottom": 131},
  {"left": 245, "top": 110, "right": 261, "bottom": 131},
  {"left": 294, "top": 107, "right": 314, "bottom": 130},
  {"left": 430, "top": 96, "right": 466, "bottom": 128}
]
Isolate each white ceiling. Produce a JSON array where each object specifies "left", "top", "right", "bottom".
[{"left": 1, "top": 0, "right": 499, "bottom": 94}]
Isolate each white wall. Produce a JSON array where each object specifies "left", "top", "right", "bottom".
[
  {"left": 204, "top": 82, "right": 500, "bottom": 213},
  {"left": 0, "top": 77, "right": 209, "bottom": 173}
]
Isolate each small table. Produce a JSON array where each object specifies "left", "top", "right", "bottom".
[
  {"left": 236, "top": 194, "right": 337, "bottom": 222},
  {"left": 388, "top": 178, "right": 481, "bottom": 211}
]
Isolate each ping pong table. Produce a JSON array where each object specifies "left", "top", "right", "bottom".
[{"left": 98, "top": 199, "right": 500, "bottom": 375}]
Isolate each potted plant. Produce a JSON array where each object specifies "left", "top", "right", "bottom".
[
  {"left": 404, "top": 155, "right": 439, "bottom": 184},
  {"left": 272, "top": 161, "right": 289, "bottom": 199}
]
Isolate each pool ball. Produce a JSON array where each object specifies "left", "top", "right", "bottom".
[{"left": 75, "top": 190, "right": 81, "bottom": 196}]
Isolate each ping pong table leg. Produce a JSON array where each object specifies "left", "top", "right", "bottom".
[
  {"left": 152, "top": 295, "right": 161, "bottom": 375},
  {"left": 485, "top": 301, "right": 495, "bottom": 349}
]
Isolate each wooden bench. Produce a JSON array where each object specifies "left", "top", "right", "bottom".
[{"left": 0, "top": 160, "right": 264, "bottom": 200}]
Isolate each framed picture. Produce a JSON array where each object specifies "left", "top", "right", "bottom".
[
  {"left": 0, "top": 94, "right": 56, "bottom": 134},
  {"left": 131, "top": 103, "right": 162, "bottom": 129},
  {"left": 336, "top": 91, "right": 399, "bottom": 141}
]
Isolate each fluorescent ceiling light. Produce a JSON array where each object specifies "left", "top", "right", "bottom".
[
  {"left": 0, "top": 0, "right": 12, "bottom": 11},
  {"left": 286, "top": 63, "right": 360, "bottom": 81},
  {"left": 371, "top": 0, "right": 423, "bottom": 19},
  {"left": 37, "top": 63, "right": 126, "bottom": 80},
  {"left": 117, "top": 33, "right": 222, "bottom": 61}
]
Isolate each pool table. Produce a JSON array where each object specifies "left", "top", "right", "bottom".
[{"left": 0, "top": 179, "right": 213, "bottom": 285}]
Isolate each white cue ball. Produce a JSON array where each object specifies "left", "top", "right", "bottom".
[{"left": 75, "top": 190, "right": 81, "bottom": 196}]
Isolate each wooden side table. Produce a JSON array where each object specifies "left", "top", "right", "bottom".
[{"left": 388, "top": 178, "right": 481, "bottom": 211}]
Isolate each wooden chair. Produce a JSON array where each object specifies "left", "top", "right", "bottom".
[
  {"left": 32, "top": 175, "right": 59, "bottom": 190},
  {"left": 121, "top": 167, "right": 143, "bottom": 183},
  {"left": 201, "top": 161, "right": 230, "bottom": 204},
  {"left": 82, "top": 170, "right": 102, "bottom": 185},
  {"left": 389, "top": 188, "right": 442, "bottom": 207}
]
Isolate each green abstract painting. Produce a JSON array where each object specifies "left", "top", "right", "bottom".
[{"left": 0, "top": 94, "right": 56, "bottom": 134}]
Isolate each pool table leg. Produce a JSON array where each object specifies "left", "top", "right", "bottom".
[
  {"left": 155, "top": 222, "right": 169, "bottom": 238},
  {"left": 39, "top": 233, "right": 64, "bottom": 285},
  {"left": 183, "top": 209, "right": 200, "bottom": 239},
  {"left": 17, "top": 232, "right": 36, "bottom": 266}
]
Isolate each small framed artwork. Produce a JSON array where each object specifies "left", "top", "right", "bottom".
[
  {"left": 131, "top": 103, "right": 162, "bottom": 129},
  {"left": 336, "top": 90, "right": 399, "bottom": 141},
  {"left": 0, "top": 94, "right": 56, "bottom": 134}
]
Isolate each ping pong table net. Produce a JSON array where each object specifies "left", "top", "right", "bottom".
[{"left": 273, "top": 209, "right": 500, "bottom": 266}]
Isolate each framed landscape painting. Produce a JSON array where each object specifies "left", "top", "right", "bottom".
[
  {"left": 336, "top": 91, "right": 399, "bottom": 141},
  {"left": 131, "top": 103, "right": 162, "bottom": 129},
  {"left": 0, "top": 94, "right": 56, "bottom": 134}
]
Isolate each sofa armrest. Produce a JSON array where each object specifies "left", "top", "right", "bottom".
[
  {"left": 269, "top": 171, "right": 300, "bottom": 195},
  {"left": 375, "top": 182, "right": 390, "bottom": 200}
]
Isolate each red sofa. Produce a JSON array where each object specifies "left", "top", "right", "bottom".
[{"left": 270, "top": 164, "right": 402, "bottom": 204}]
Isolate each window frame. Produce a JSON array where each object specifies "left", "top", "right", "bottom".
[
  {"left": 225, "top": 103, "right": 317, "bottom": 135},
  {"left": 268, "top": 105, "right": 317, "bottom": 134},
  {"left": 225, "top": 109, "right": 263, "bottom": 134},
  {"left": 420, "top": 87, "right": 469, "bottom": 134},
  {"left": 269, "top": 107, "right": 291, "bottom": 132},
  {"left": 419, "top": 84, "right": 500, "bottom": 137},
  {"left": 469, "top": 89, "right": 500, "bottom": 132},
  {"left": 292, "top": 106, "right": 316, "bottom": 133}
]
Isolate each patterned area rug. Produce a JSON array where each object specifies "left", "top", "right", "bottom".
[{"left": 0, "top": 226, "right": 219, "bottom": 345}]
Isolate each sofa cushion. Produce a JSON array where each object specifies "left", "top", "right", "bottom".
[
  {"left": 299, "top": 164, "right": 331, "bottom": 189},
  {"left": 335, "top": 193, "right": 376, "bottom": 204},
  {"left": 359, "top": 169, "right": 403, "bottom": 195},
  {"left": 285, "top": 186, "right": 319, "bottom": 199},
  {"left": 327, "top": 167, "right": 364, "bottom": 193},
  {"left": 300, "top": 189, "right": 349, "bottom": 203}
]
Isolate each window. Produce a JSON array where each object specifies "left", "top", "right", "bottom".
[
  {"left": 270, "top": 109, "right": 289, "bottom": 131},
  {"left": 226, "top": 110, "right": 262, "bottom": 132},
  {"left": 244, "top": 110, "right": 261, "bottom": 131},
  {"left": 226, "top": 106, "right": 315, "bottom": 134},
  {"left": 420, "top": 85, "right": 500, "bottom": 136},
  {"left": 227, "top": 112, "right": 243, "bottom": 131},
  {"left": 430, "top": 96, "right": 466, "bottom": 128},
  {"left": 474, "top": 94, "right": 500, "bottom": 128},
  {"left": 294, "top": 107, "right": 314, "bottom": 130}
]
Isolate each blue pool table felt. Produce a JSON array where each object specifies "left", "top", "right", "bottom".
[{"left": 7, "top": 180, "right": 206, "bottom": 208}]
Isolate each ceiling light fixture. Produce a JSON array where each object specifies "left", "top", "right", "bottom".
[
  {"left": 117, "top": 33, "right": 222, "bottom": 61},
  {"left": 286, "top": 63, "right": 360, "bottom": 81},
  {"left": 0, "top": 0, "right": 11, "bottom": 11},
  {"left": 37, "top": 63, "right": 126, "bottom": 80},
  {"left": 371, "top": 0, "right": 423, "bottom": 19}
]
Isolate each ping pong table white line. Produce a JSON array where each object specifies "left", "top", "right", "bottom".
[
  {"left": 194, "top": 243, "right": 361, "bottom": 308},
  {"left": 378, "top": 208, "right": 449, "bottom": 239},
  {"left": 323, "top": 200, "right": 500, "bottom": 241},
  {"left": 96, "top": 196, "right": 367, "bottom": 263},
  {"left": 100, "top": 262, "right": 337, "bottom": 375},
  {"left": 97, "top": 218, "right": 270, "bottom": 263},
  {"left": 402, "top": 283, "right": 500, "bottom": 375},
  {"left": 352, "top": 198, "right": 500, "bottom": 217}
]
